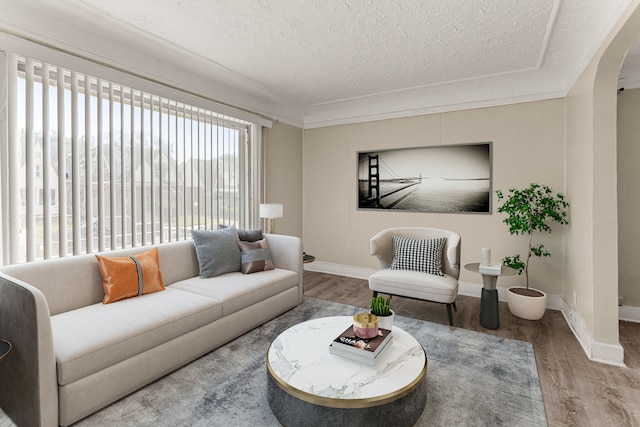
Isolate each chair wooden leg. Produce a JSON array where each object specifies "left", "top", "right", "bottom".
[
  {"left": 453, "top": 301, "right": 458, "bottom": 312},
  {"left": 446, "top": 303, "right": 455, "bottom": 331}
]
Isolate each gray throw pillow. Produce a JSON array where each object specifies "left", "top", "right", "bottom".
[
  {"left": 191, "top": 227, "right": 241, "bottom": 278},
  {"left": 218, "top": 224, "right": 263, "bottom": 242},
  {"left": 237, "top": 228, "right": 263, "bottom": 242}
]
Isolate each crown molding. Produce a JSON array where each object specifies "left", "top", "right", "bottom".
[
  {"left": 302, "top": 88, "right": 568, "bottom": 129},
  {"left": 0, "top": 2, "right": 307, "bottom": 128}
]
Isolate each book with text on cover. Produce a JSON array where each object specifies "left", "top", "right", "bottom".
[{"left": 328, "top": 326, "right": 393, "bottom": 365}]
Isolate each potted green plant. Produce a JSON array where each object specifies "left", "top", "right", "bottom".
[
  {"left": 496, "top": 183, "right": 569, "bottom": 320},
  {"left": 370, "top": 295, "right": 394, "bottom": 330}
]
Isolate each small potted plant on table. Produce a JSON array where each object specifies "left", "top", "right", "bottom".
[
  {"left": 370, "top": 295, "right": 394, "bottom": 330},
  {"left": 496, "top": 183, "right": 569, "bottom": 320}
]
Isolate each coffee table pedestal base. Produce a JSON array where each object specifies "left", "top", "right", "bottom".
[{"left": 267, "top": 371, "right": 428, "bottom": 427}]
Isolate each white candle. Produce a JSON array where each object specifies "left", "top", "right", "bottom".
[{"left": 481, "top": 248, "right": 491, "bottom": 267}]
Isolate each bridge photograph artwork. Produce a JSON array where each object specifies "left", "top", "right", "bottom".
[{"left": 357, "top": 143, "right": 491, "bottom": 214}]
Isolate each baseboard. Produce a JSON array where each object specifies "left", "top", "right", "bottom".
[
  {"left": 561, "top": 302, "right": 626, "bottom": 367},
  {"left": 306, "top": 260, "right": 628, "bottom": 366},
  {"left": 619, "top": 304, "right": 640, "bottom": 323}
]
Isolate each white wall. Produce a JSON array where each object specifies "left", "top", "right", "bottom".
[{"left": 303, "top": 99, "right": 567, "bottom": 295}]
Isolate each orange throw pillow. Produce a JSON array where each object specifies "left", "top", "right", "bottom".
[{"left": 96, "top": 248, "right": 165, "bottom": 304}]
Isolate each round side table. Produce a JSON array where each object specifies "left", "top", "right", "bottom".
[{"left": 464, "top": 263, "right": 516, "bottom": 330}]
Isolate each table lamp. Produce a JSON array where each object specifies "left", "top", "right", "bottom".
[{"left": 259, "top": 203, "right": 283, "bottom": 234}]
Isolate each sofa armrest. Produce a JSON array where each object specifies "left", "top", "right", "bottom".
[
  {"left": 0, "top": 272, "right": 58, "bottom": 427},
  {"left": 265, "top": 234, "right": 303, "bottom": 303}
]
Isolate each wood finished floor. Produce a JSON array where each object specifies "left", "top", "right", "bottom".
[{"left": 303, "top": 271, "right": 640, "bottom": 427}]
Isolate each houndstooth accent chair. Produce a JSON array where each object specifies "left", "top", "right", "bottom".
[{"left": 368, "top": 227, "right": 461, "bottom": 330}]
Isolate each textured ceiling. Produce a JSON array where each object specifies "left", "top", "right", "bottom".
[
  {"left": 0, "top": 0, "right": 633, "bottom": 127},
  {"left": 76, "top": 0, "right": 557, "bottom": 105}
]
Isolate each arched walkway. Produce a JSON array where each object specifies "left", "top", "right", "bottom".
[{"left": 565, "top": 0, "right": 640, "bottom": 365}]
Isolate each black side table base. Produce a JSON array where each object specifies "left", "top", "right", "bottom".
[{"left": 480, "top": 288, "right": 500, "bottom": 330}]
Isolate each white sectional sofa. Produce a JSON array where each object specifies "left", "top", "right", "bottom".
[{"left": 0, "top": 233, "right": 303, "bottom": 426}]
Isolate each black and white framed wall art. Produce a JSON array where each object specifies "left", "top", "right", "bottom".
[{"left": 357, "top": 142, "right": 492, "bottom": 214}]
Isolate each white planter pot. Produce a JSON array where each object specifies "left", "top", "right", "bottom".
[
  {"left": 506, "top": 287, "right": 547, "bottom": 320},
  {"left": 370, "top": 309, "right": 395, "bottom": 330}
]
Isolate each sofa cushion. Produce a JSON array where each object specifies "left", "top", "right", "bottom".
[
  {"left": 156, "top": 240, "right": 201, "bottom": 287},
  {"left": 390, "top": 235, "right": 446, "bottom": 276},
  {"left": 170, "top": 269, "right": 298, "bottom": 316},
  {"left": 237, "top": 238, "right": 274, "bottom": 274},
  {"left": 96, "top": 248, "right": 165, "bottom": 304},
  {"left": 368, "top": 268, "right": 458, "bottom": 304},
  {"left": 191, "top": 227, "right": 241, "bottom": 278},
  {"left": 51, "top": 288, "right": 223, "bottom": 385}
]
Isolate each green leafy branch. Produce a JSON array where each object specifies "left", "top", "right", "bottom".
[{"left": 496, "top": 183, "right": 569, "bottom": 289}]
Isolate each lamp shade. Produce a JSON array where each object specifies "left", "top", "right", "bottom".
[{"left": 259, "top": 203, "right": 283, "bottom": 219}]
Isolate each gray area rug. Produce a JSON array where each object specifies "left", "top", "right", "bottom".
[{"left": 75, "top": 297, "right": 547, "bottom": 426}]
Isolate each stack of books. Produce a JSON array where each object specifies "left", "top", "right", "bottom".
[
  {"left": 328, "top": 326, "right": 393, "bottom": 366},
  {"left": 479, "top": 263, "right": 502, "bottom": 275}
]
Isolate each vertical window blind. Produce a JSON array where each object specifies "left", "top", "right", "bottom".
[{"left": 0, "top": 53, "right": 257, "bottom": 265}]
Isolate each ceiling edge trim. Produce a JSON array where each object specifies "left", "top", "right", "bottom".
[
  {"left": 618, "top": 77, "right": 640, "bottom": 89},
  {"left": 308, "top": 65, "right": 542, "bottom": 109},
  {"left": 303, "top": 91, "right": 567, "bottom": 129},
  {"left": 537, "top": 0, "right": 563, "bottom": 69}
]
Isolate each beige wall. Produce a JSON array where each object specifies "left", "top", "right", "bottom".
[
  {"left": 617, "top": 88, "right": 640, "bottom": 307},
  {"left": 303, "top": 99, "right": 567, "bottom": 295},
  {"left": 565, "top": 63, "right": 597, "bottom": 331},
  {"left": 263, "top": 122, "right": 303, "bottom": 238},
  {"left": 564, "top": 0, "right": 640, "bottom": 347}
]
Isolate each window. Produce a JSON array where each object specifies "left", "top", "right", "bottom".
[{"left": 0, "top": 53, "right": 261, "bottom": 264}]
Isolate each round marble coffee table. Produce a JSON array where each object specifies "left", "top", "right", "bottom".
[{"left": 266, "top": 316, "right": 427, "bottom": 427}]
